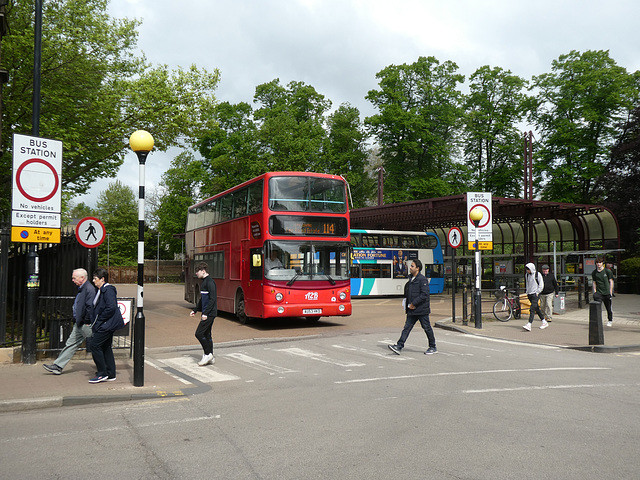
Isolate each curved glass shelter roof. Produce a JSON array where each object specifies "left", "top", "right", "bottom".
[{"left": 351, "top": 195, "right": 620, "bottom": 259}]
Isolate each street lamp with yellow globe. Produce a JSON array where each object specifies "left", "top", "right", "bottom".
[
  {"left": 470, "top": 207, "right": 483, "bottom": 328},
  {"left": 129, "top": 129, "right": 154, "bottom": 387}
]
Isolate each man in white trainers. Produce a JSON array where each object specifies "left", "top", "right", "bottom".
[
  {"left": 190, "top": 262, "right": 217, "bottom": 366},
  {"left": 522, "top": 263, "right": 547, "bottom": 331}
]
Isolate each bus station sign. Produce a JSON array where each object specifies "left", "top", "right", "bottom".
[
  {"left": 11, "top": 134, "right": 62, "bottom": 243},
  {"left": 466, "top": 192, "right": 493, "bottom": 250}
]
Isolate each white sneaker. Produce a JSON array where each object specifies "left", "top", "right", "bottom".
[
  {"left": 607, "top": 321, "right": 613, "bottom": 327},
  {"left": 198, "top": 353, "right": 214, "bottom": 366},
  {"left": 523, "top": 322, "right": 532, "bottom": 331},
  {"left": 540, "top": 320, "right": 549, "bottom": 329}
]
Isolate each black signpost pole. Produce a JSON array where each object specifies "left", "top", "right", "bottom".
[
  {"left": 452, "top": 247, "right": 456, "bottom": 323},
  {"left": 22, "top": 0, "right": 43, "bottom": 364}
]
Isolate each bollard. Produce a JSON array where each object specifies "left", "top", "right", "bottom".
[
  {"left": 588, "top": 300, "right": 604, "bottom": 345},
  {"left": 462, "top": 284, "right": 468, "bottom": 326}
]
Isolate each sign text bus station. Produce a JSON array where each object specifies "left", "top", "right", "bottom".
[{"left": 11, "top": 134, "right": 63, "bottom": 243}]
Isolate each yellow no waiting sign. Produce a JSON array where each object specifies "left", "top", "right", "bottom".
[
  {"left": 11, "top": 226, "right": 61, "bottom": 243},
  {"left": 467, "top": 240, "right": 494, "bottom": 251}
]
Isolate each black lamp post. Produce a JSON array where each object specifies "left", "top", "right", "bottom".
[
  {"left": 470, "top": 207, "right": 483, "bottom": 329},
  {"left": 129, "top": 130, "right": 154, "bottom": 387}
]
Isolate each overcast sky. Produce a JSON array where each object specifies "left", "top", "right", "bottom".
[{"left": 76, "top": 0, "right": 640, "bottom": 207}]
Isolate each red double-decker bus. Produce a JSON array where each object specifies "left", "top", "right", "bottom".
[{"left": 184, "top": 172, "right": 352, "bottom": 323}]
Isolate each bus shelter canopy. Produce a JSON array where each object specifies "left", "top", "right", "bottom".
[{"left": 350, "top": 195, "right": 620, "bottom": 257}]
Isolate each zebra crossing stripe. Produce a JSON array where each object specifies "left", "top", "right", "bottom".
[
  {"left": 333, "top": 343, "right": 411, "bottom": 360},
  {"left": 160, "top": 357, "right": 240, "bottom": 383},
  {"left": 276, "top": 347, "right": 366, "bottom": 367},
  {"left": 224, "top": 352, "right": 298, "bottom": 374}
]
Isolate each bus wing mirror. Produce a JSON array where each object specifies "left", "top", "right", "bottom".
[{"left": 253, "top": 254, "right": 262, "bottom": 267}]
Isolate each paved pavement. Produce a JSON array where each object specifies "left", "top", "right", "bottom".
[{"left": 1, "top": 284, "right": 638, "bottom": 412}]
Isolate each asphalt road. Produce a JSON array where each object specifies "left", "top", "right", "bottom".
[{"left": 2, "top": 322, "right": 638, "bottom": 479}]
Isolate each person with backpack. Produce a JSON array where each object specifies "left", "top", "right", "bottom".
[{"left": 523, "top": 262, "right": 547, "bottom": 331}]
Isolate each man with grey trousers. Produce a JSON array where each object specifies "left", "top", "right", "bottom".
[{"left": 43, "top": 268, "right": 96, "bottom": 375}]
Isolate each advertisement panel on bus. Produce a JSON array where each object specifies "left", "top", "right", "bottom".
[{"left": 350, "top": 229, "right": 444, "bottom": 296}]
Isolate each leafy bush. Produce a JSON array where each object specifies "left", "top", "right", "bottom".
[{"left": 619, "top": 258, "right": 640, "bottom": 276}]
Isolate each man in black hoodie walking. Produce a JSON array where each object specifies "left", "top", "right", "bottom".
[
  {"left": 388, "top": 259, "right": 437, "bottom": 355},
  {"left": 190, "top": 262, "right": 218, "bottom": 366}
]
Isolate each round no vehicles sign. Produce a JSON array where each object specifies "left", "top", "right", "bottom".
[{"left": 75, "top": 217, "right": 106, "bottom": 248}]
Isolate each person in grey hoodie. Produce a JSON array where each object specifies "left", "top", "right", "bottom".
[{"left": 523, "top": 262, "right": 547, "bottom": 331}]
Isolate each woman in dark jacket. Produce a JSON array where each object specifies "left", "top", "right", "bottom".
[
  {"left": 89, "top": 268, "right": 124, "bottom": 383},
  {"left": 388, "top": 259, "right": 438, "bottom": 355}
]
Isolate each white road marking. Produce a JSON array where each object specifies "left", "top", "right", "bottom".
[
  {"left": 3, "top": 416, "right": 220, "bottom": 443},
  {"left": 334, "top": 367, "right": 611, "bottom": 384},
  {"left": 277, "top": 347, "right": 366, "bottom": 367},
  {"left": 146, "top": 359, "right": 191, "bottom": 385},
  {"left": 437, "top": 339, "right": 502, "bottom": 352},
  {"left": 160, "top": 357, "right": 240, "bottom": 383},
  {"left": 332, "top": 343, "right": 411, "bottom": 360},
  {"left": 224, "top": 352, "right": 298, "bottom": 375},
  {"left": 464, "top": 383, "right": 639, "bottom": 393}
]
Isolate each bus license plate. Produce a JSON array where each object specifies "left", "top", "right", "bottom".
[{"left": 303, "top": 309, "right": 322, "bottom": 315}]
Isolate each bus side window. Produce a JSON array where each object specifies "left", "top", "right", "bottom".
[
  {"left": 234, "top": 188, "right": 248, "bottom": 218},
  {"left": 220, "top": 195, "right": 232, "bottom": 222},
  {"left": 425, "top": 235, "right": 438, "bottom": 249},
  {"left": 363, "top": 234, "right": 376, "bottom": 247},
  {"left": 402, "top": 236, "right": 416, "bottom": 248},
  {"left": 248, "top": 181, "right": 263, "bottom": 214},
  {"left": 351, "top": 265, "right": 361, "bottom": 278}
]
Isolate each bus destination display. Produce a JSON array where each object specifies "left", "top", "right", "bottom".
[{"left": 270, "top": 215, "right": 348, "bottom": 236}]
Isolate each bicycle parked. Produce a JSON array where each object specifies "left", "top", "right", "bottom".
[{"left": 492, "top": 286, "right": 521, "bottom": 322}]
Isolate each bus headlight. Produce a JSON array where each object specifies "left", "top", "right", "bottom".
[
  {"left": 338, "top": 304, "right": 345, "bottom": 312},
  {"left": 339, "top": 291, "right": 347, "bottom": 301},
  {"left": 275, "top": 292, "right": 283, "bottom": 301},
  {"left": 277, "top": 306, "right": 285, "bottom": 314}
]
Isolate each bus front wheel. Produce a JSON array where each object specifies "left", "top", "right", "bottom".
[{"left": 236, "top": 291, "right": 249, "bottom": 325}]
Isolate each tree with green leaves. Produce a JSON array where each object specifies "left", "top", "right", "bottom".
[
  {"left": 462, "top": 66, "right": 529, "bottom": 197},
  {"left": 253, "top": 79, "right": 331, "bottom": 172},
  {"left": 323, "top": 104, "right": 374, "bottom": 208},
  {"left": 198, "top": 101, "right": 263, "bottom": 194},
  {"left": 0, "top": 0, "right": 220, "bottom": 215},
  {"left": 365, "top": 56, "right": 465, "bottom": 203},
  {"left": 196, "top": 80, "right": 375, "bottom": 206},
  {"left": 529, "top": 50, "right": 637, "bottom": 203},
  {"left": 595, "top": 104, "right": 640, "bottom": 254},
  {"left": 95, "top": 180, "right": 137, "bottom": 266},
  {"left": 152, "top": 151, "right": 207, "bottom": 258},
  {"left": 63, "top": 201, "right": 94, "bottom": 226}
]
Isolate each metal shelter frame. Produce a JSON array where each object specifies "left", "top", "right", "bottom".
[{"left": 350, "top": 195, "right": 620, "bottom": 262}]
